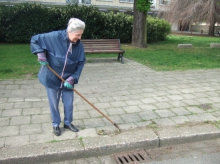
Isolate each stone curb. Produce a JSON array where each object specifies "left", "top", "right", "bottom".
[{"left": 0, "top": 123, "right": 220, "bottom": 164}]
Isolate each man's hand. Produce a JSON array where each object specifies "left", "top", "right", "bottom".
[
  {"left": 37, "top": 52, "right": 48, "bottom": 66},
  {"left": 64, "top": 81, "right": 73, "bottom": 89},
  {"left": 39, "top": 61, "right": 49, "bottom": 66}
]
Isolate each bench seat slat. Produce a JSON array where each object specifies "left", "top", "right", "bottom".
[{"left": 81, "top": 39, "right": 124, "bottom": 63}]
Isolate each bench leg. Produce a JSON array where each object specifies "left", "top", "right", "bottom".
[
  {"left": 117, "top": 53, "right": 124, "bottom": 64},
  {"left": 117, "top": 53, "right": 121, "bottom": 61}
]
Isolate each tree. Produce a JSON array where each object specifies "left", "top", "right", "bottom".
[
  {"left": 158, "top": 0, "right": 220, "bottom": 36},
  {"left": 132, "top": 0, "right": 152, "bottom": 48}
]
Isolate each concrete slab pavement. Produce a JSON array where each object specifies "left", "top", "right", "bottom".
[{"left": 0, "top": 58, "right": 220, "bottom": 163}]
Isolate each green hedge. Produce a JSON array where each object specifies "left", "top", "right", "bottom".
[
  {"left": 147, "top": 16, "right": 171, "bottom": 43},
  {"left": 0, "top": 3, "right": 170, "bottom": 43}
]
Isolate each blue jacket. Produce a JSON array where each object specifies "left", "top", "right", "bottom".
[{"left": 31, "top": 30, "right": 86, "bottom": 90}]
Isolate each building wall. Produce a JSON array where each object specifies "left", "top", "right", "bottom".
[
  {"left": 91, "top": 0, "right": 133, "bottom": 11},
  {"left": 0, "top": 0, "right": 159, "bottom": 12}
]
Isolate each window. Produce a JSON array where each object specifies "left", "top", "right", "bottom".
[
  {"left": 159, "top": 0, "right": 170, "bottom": 5},
  {"left": 120, "top": 0, "right": 134, "bottom": 3}
]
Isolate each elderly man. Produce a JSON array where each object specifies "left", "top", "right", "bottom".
[{"left": 31, "top": 18, "right": 86, "bottom": 136}]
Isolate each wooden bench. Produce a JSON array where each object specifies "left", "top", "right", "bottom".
[{"left": 81, "top": 39, "right": 125, "bottom": 64}]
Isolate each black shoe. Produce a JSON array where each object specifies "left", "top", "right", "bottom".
[
  {"left": 53, "top": 126, "right": 61, "bottom": 136},
  {"left": 64, "top": 124, "right": 79, "bottom": 132}
]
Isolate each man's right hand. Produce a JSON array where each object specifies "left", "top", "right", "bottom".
[
  {"left": 39, "top": 61, "right": 49, "bottom": 66},
  {"left": 37, "top": 52, "right": 48, "bottom": 66}
]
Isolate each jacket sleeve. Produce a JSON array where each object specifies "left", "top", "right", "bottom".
[
  {"left": 71, "top": 57, "right": 86, "bottom": 84},
  {"left": 30, "top": 34, "right": 46, "bottom": 55}
]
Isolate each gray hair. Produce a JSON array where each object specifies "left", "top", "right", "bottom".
[{"left": 67, "top": 18, "right": 85, "bottom": 33}]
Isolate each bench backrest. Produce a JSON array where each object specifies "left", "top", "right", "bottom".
[{"left": 81, "top": 39, "right": 122, "bottom": 52}]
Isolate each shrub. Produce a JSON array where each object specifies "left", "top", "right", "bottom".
[
  {"left": 0, "top": 3, "right": 169, "bottom": 44},
  {"left": 147, "top": 16, "right": 171, "bottom": 43},
  {"left": 0, "top": 3, "right": 132, "bottom": 43}
]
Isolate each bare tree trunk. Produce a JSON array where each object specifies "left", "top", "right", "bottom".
[
  {"left": 208, "top": 0, "right": 216, "bottom": 36},
  {"left": 131, "top": 0, "right": 147, "bottom": 48}
]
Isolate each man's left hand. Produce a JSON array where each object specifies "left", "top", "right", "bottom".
[{"left": 64, "top": 81, "right": 73, "bottom": 89}]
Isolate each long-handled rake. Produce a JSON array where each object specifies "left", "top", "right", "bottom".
[{"left": 46, "top": 65, "right": 121, "bottom": 131}]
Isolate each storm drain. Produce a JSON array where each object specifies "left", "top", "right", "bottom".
[{"left": 112, "top": 150, "right": 150, "bottom": 164}]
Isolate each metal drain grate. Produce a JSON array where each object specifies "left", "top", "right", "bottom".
[{"left": 112, "top": 150, "right": 150, "bottom": 164}]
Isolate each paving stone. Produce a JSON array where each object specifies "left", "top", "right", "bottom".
[
  {"left": 88, "top": 109, "right": 107, "bottom": 118},
  {"left": 83, "top": 118, "right": 106, "bottom": 128},
  {"left": 154, "top": 102, "right": 173, "bottom": 109},
  {"left": 5, "top": 85, "right": 20, "bottom": 90},
  {"left": 0, "top": 126, "right": 19, "bottom": 137},
  {"left": 138, "top": 104, "right": 157, "bottom": 110},
  {"left": 182, "top": 99, "right": 199, "bottom": 106},
  {"left": 30, "top": 133, "right": 54, "bottom": 144},
  {"left": 0, "top": 103, "right": 14, "bottom": 110},
  {"left": 120, "top": 113, "right": 142, "bottom": 123},
  {"left": 32, "top": 101, "right": 49, "bottom": 108},
  {"left": 20, "top": 124, "right": 42, "bottom": 135},
  {"left": 7, "top": 97, "right": 24, "bottom": 102},
  {"left": 170, "top": 107, "right": 191, "bottom": 116},
  {"left": 138, "top": 111, "right": 160, "bottom": 121},
  {"left": 123, "top": 105, "right": 142, "bottom": 113},
  {"left": 153, "top": 96, "right": 171, "bottom": 102},
  {"left": 2, "top": 108, "right": 22, "bottom": 117},
  {"left": 167, "top": 95, "right": 184, "bottom": 100},
  {"left": 14, "top": 102, "right": 32, "bottom": 109},
  {"left": 196, "top": 98, "right": 214, "bottom": 104},
  {"left": 102, "top": 115, "right": 125, "bottom": 125},
  {"left": 75, "top": 104, "right": 93, "bottom": 111},
  {"left": 112, "top": 95, "right": 129, "bottom": 101},
  {"left": 135, "top": 121, "right": 152, "bottom": 128},
  {"left": 74, "top": 111, "right": 90, "bottom": 119},
  {"left": 170, "top": 116, "right": 190, "bottom": 124},
  {"left": 54, "top": 130, "right": 77, "bottom": 141},
  {"left": 125, "top": 99, "right": 143, "bottom": 106},
  {"left": 153, "top": 91, "right": 169, "bottom": 96},
  {"left": 25, "top": 98, "right": 42, "bottom": 102},
  {"left": 208, "top": 96, "right": 220, "bottom": 103},
  {"left": 105, "top": 107, "right": 126, "bottom": 115},
  {"left": 31, "top": 114, "right": 51, "bottom": 124},
  {"left": 182, "top": 93, "right": 196, "bottom": 99},
  {"left": 97, "top": 97, "right": 115, "bottom": 103},
  {"left": 42, "top": 122, "right": 53, "bottom": 133},
  {"left": 5, "top": 135, "right": 29, "bottom": 147},
  {"left": 187, "top": 115, "right": 204, "bottom": 123},
  {"left": 166, "top": 90, "right": 182, "bottom": 94},
  {"left": 115, "top": 123, "right": 138, "bottom": 130},
  {"left": 22, "top": 107, "right": 42, "bottom": 115},
  {"left": 0, "top": 137, "right": 5, "bottom": 148},
  {"left": 186, "top": 106, "right": 205, "bottom": 114},
  {"left": 154, "top": 109, "right": 176, "bottom": 118},
  {"left": 10, "top": 116, "right": 31, "bottom": 125},
  {"left": 197, "top": 113, "right": 218, "bottom": 122},
  {"left": 140, "top": 98, "right": 158, "bottom": 104},
  {"left": 179, "top": 88, "right": 194, "bottom": 94},
  {"left": 0, "top": 98, "right": 7, "bottom": 104},
  {"left": 77, "top": 128, "right": 98, "bottom": 138},
  {"left": 110, "top": 101, "right": 127, "bottom": 108},
  {"left": 0, "top": 117, "right": 10, "bottom": 126},
  {"left": 153, "top": 118, "right": 176, "bottom": 126},
  {"left": 93, "top": 102, "right": 111, "bottom": 109}
]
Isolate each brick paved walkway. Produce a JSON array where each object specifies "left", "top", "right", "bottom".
[{"left": 0, "top": 58, "right": 220, "bottom": 148}]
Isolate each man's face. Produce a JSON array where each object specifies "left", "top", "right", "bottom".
[{"left": 68, "top": 30, "right": 84, "bottom": 43}]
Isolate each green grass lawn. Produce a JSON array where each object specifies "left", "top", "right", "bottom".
[
  {"left": 123, "top": 35, "right": 220, "bottom": 71},
  {"left": 0, "top": 34, "right": 220, "bottom": 80}
]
